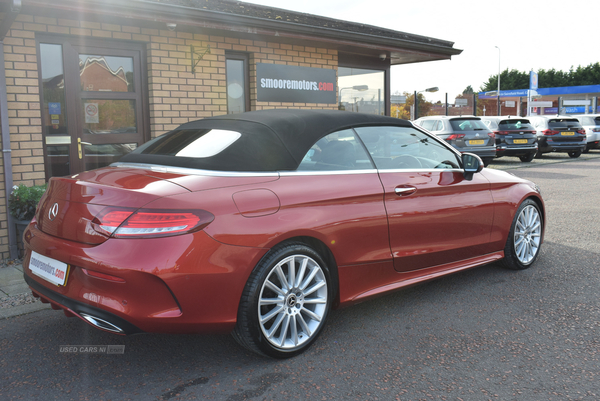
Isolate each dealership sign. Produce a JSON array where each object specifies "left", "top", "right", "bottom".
[{"left": 256, "top": 63, "right": 337, "bottom": 104}]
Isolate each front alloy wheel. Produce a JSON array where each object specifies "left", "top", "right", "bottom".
[
  {"left": 502, "top": 199, "right": 543, "bottom": 270},
  {"left": 233, "top": 243, "right": 332, "bottom": 358}
]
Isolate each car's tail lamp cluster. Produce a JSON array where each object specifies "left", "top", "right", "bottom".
[
  {"left": 91, "top": 207, "right": 214, "bottom": 238},
  {"left": 446, "top": 133, "right": 466, "bottom": 140}
]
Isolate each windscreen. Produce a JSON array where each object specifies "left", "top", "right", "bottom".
[
  {"left": 578, "top": 116, "right": 600, "bottom": 126},
  {"left": 449, "top": 119, "right": 488, "bottom": 131},
  {"left": 498, "top": 119, "right": 534, "bottom": 130},
  {"left": 548, "top": 119, "right": 581, "bottom": 129}
]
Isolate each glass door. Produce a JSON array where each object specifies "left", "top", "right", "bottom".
[{"left": 39, "top": 38, "right": 147, "bottom": 180}]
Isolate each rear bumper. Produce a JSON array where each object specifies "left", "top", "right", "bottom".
[
  {"left": 456, "top": 146, "right": 496, "bottom": 159},
  {"left": 23, "top": 224, "right": 268, "bottom": 334},
  {"left": 496, "top": 145, "right": 538, "bottom": 157},
  {"left": 538, "top": 137, "right": 586, "bottom": 153},
  {"left": 26, "top": 275, "right": 142, "bottom": 335}
]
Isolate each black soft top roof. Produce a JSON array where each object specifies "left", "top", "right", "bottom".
[{"left": 120, "top": 109, "right": 412, "bottom": 172}]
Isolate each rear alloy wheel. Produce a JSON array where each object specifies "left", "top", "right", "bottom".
[
  {"left": 519, "top": 152, "right": 536, "bottom": 163},
  {"left": 232, "top": 243, "right": 332, "bottom": 358},
  {"left": 568, "top": 150, "right": 582, "bottom": 158},
  {"left": 501, "top": 199, "right": 543, "bottom": 270}
]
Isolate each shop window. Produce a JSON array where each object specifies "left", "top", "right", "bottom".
[
  {"left": 338, "top": 67, "right": 385, "bottom": 115},
  {"left": 226, "top": 53, "right": 250, "bottom": 114}
]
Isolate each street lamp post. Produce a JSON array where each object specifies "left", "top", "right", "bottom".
[
  {"left": 338, "top": 85, "right": 369, "bottom": 110},
  {"left": 414, "top": 86, "right": 439, "bottom": 120},
  {"left": 495, "top": 46, "right": 501, "bottom": 116}
]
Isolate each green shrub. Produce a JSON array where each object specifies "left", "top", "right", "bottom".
[{"left": 9, "top": 184, "right": 47, "bottom": 221}]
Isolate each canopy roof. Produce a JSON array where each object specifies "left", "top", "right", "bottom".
[{"left": 120, "top": 109, "right": 412, "bottom": 171}]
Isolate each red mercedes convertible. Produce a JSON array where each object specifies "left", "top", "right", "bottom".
[{"left": 22, "top": 109, "right": 544, "bottom": 358}]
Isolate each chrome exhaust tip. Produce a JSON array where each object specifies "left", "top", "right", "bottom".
[{"left": 80, "top": 313, "right": 125, "bottom": 334}]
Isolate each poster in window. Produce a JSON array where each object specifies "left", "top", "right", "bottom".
[{"left": 85, "top": 103, "right": 99, "bottom": 124}]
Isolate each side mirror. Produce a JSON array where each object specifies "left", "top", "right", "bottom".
[{"left": 462, "top": 153, "right": 484, "bottom": 181}]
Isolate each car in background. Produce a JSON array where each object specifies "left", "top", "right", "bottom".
[
  {"left": 571, "top": 114, "right": 600, "bottom": 153},
  {"left": 528, "top": 115, "right": 586, "bottom": 158},
  {"left": 414, "top": 115, "right": 496, "bottom": 166},
  {"left": 22, "top": 110, "right": 545, "bottom": 358},
  {"left": 481, "top": 116, "right": 538, "bottom": 162}
]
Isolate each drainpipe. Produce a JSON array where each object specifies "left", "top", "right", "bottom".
[{"left": 1, "top": 0, "right": 22, "bottom": 259}]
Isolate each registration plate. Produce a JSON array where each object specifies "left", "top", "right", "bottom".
[
  {"left": 29, "top": 251, "right": 69, "bottom": 286},
  {"left": 469, "top": 140, "right": 485, "bottom": 145},
  {"left": 513, "top": 139, "right": 528, "bottom": 144},
  {"left": 561, "top": 131, "right": 575, "bottom": 136}
]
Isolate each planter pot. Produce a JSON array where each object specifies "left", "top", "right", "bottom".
[
  {"left": 15, "top": 219, "right": 31, "bottom": 236},
  {"left": 15, "top": 219, "right": 31, "bottom": 258}
]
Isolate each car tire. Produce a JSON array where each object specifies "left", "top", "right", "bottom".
[
  {"left": 519, "top": 152, "right": 536, "bottom": 163},
  {"left": 482, "top": 157, "right": 494, "bottom": 167},
  {"left": 232, "top": 242, "right": 332, "bottom": 358},
  {"left": 583, "top": 147, "right": 589, "bottom": 154},
  {"left": 534, "top": 150, "right": 543, "bottom": 159},
  {"left": 568, "top": 150, "right": 582, "bottom": 158},
  {"left": 501, "top": 199, "right": 543, "bottom": 270}
]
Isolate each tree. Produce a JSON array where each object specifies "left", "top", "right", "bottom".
[
  {"left": 391, "top": 92, "right": 435, "bottom": 120},
  {"left": 479, "top": 69, "right": 529, "bottom": 92},
  {"left": 463, "top": 85, "right": 475, "bottom": 94},
  {"left": 478, "top": 62, "right": 600, "bottom": 92}
]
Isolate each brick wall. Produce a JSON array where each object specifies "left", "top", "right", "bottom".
[{"left": 0, "top": 13, "right": 339, "bottom": 259}]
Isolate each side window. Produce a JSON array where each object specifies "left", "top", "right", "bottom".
[
  {"left": 433, "top": 120, "right": 443, "bottom": 131},
  {"left": 419, "top": 119, "right": 434, "bottom": 130},
  {"left": 297, "top": 129, "right": 374, "bottom": 171},
  {"left": 355, "top": 126, "right": 460, "bottom": 170}
]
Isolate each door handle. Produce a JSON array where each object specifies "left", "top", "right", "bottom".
[
  {"left": 78, "top": 138, "right": 92, "bottom": 159},
  {"left": 394, "top": 186, "right": 417, "bottom": 196}
]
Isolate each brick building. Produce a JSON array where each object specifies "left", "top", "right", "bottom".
[{"left": 0, "top": 0, "right": 461, "bottom": 259}]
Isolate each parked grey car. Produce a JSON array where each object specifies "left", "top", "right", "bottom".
[
  {"left": 414, "top": 116, "right": 496, "bottom": 166},
  {"left": 481, "top": 116, "right": 538, "bottom": 162},
  {"left": 570, "top": 114, "right": 600, "bottom": 153},
  {"left": 528, "top": 115, "right": 586, "bottom": 158}
]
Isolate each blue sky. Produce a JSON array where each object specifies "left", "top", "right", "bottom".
[{"left": 247, "top": 0, "right": 598, "bottom": 103}]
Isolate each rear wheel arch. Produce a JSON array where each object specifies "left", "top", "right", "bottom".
[
  {"left": 232, "top": 237, "right": 338, "bottom": 357},
  {"left": 253, "top": 236, "right": 340, "bottom": 306}
]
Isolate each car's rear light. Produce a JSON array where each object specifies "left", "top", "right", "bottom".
[
  {"left": 495, "top": 130, "right": 509, "bottom": 135},
  {"left": 577, "top": 129, "right": 586, "bottom": 135},
  {"left": 446, "top": 134, "right": 465, "bottom": 140},
  {"left": 92, "top": 207, "right": 214, "bottom": 238},
  {"left": 543, "top": 129, "right": 559, "bottom": 136},
  {"left": 592, "top": 128, "right": 600, "bottom": 132},
  {"left": 82, "top": 268, "right": 126, "bottom": 283},
  {"left": 488, "top": 132, "right": 496, "bottom": 139}
]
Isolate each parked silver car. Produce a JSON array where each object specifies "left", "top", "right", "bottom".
[
  {"left": 571, "top": 114, "right": 600, "bottom": 153},
  {"left": 528, "top": 115, "right": 586, "bottom": 158},
  {"left": 414, "top": 116, "right": 496, "bottom": 166},
  {"left": 481, "top": 116, "right": 538, "bottom": 162}
]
